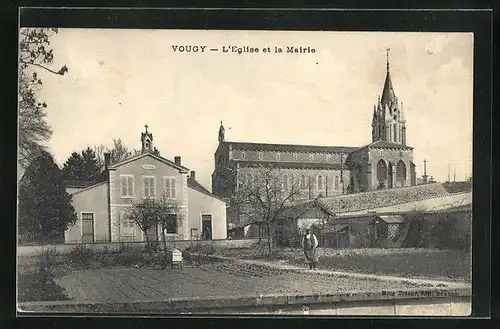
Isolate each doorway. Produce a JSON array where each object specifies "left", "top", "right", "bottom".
[
  {"left": 81, "top": 213, "right": 94, "bottom": 243},
  {"left": 201, "top": 215, "right": 213, "bottom": 240}
]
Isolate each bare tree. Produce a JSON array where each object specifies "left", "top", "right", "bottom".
[
  {"left": 92, "top": 144, "right": 106, "bottom": 172},
  {"left": 123, "top": 193, "right": 179, "bottom": 257},
  {"left": 18, "top": 28, "right": 68, "bottom": 169},
  {"left": 231, "top": 166, "right": 305, "bottom": 257},
  {"left": 108, "top": 138, "right": 134, "bottom": 165}
]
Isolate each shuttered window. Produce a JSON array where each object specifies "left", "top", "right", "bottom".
[
  {"left": 120, "top": 175, "right": 134, "bottom": 197},
  {"left": 164, "top": 177, "right": 176, "bottom": 198}
]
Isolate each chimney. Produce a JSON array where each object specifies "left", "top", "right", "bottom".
[
  {"left": 104, "top": 152, "right": 110, "bottom": 171},
  {"left": 190, "top": 171, "right": 196, "bottom": 180},
  {"left": 174, "top": 156, "right": 181, "bottom": 166}
]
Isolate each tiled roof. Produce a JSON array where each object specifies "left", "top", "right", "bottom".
[
  {"left": 235, "top": 160, "right": 344, "bottom": 170},
  {"left": 316, "top": 183, "right": 450, "bottom": 214},
  {"left": 68, "top": 181, "right": 107, "bottom": 196},
  {"left": 223, "top": 141, "right": 357, "bottom": 154},
  {"left": 350, "top": 140, "right": 413, "bottom": 153},
  {"left": 63, "top": 180, "right": 98, "bottom": 188},
  {"left": 108, "top": 152, "right": 190, "bottom": 172},
  {"left": 369, "top": 140, "right": 413, "bottom": 149},
  {"left": 187, "top": 177, "right": 226, "bottom": 202}
]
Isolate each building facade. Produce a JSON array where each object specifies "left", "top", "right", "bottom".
[
  {"left": 211, "top": 52, "right": 417, "bottom": 208},
  {"left": 65, "top": 127, "right": 227, "bottom": 243}
]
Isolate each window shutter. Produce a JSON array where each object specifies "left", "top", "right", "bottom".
[
  {"left": 165, "top": 178, "right": 171, "bottom": 197},
  {"left": 128, "top": 177, "right": 133, "bottom": 196},
  {"left": 171, "top": 179, "right": 176, "bottom": 197},
  {"left": 121, "top": 177, "right": 127, "bottom": 196}
]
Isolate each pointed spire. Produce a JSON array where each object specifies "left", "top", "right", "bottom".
[{"left": 381, "top": 48, "right": 396, "bottom": 107}]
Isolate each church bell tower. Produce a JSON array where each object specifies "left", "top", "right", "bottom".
[
  {"left": 371, "top": 49, "right": 407, "bottom": 146},
  {"left": 141, "top": 124, "right": 154, "bottom": 153}
]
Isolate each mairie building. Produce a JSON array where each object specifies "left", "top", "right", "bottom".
[
  {"left": 64, "top": 127, "right": 227, "bottom": 244},
  {"left": 211, "top": 53, "right": 417, "bottom": 209}
]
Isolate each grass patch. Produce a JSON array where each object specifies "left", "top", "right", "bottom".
[
  {"left": 17, "top": 249, "right": 70, "bottom": 302},
  {"left": 216, "top": 247, "right": 471, "bottom": 281},
  {"left": 312, "top": 250, "right": 471, "bottom": 281}
]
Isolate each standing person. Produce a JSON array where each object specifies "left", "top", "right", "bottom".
[{"left": 302, "top": 228, "right": 319, "bottom": 269}]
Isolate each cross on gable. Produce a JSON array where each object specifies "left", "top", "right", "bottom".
[{"left": 144, "top": 124, "right": 149, "bottom": 132}]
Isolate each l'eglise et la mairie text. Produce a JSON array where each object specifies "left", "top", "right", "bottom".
[{"left": 220, "top": 46, "right": 316, "bottom": 54}]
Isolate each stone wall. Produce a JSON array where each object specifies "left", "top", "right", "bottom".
[{"left": 17, "top": 238, "right": 260, "bottom": 257}]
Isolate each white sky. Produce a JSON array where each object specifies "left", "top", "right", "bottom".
[{"left": 33, "top": 29, "right": 473, "bottom": 189}]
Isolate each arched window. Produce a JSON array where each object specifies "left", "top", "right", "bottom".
[
  {"left": 276, "top": 152, "right": 280, "bottom": 161},
  {"left": 258, "top": 152, "right": 263, "bottom": 160},
  {"left": 241, "top": 151, "right": 246, "bottom": 159},
  {"left": 396, "top": 160, "right": 407, "bottom": 187},
  {"left": 334, "top": 176, "right": 339, "bottom": 190},
  {"left": 326, "top": 155, "right": 331, "bottom": 162},
  {"left": 377, "top": 159, "right": 388, "bottom": 189},
  {"left": 317, "top": 175, "right": 323, "bottom": 191},
  {"left": 300, "top": 175, "right": 306, "bottom": 189},
  {"left": 246, "top": 172, "right": 253, "bottom": 184},
  {"left": 293, "top": 153, "right": 298, "bottom": 161},
  {"left": 283, "top": 174, "right": 288, "bottom": 190},
  {"left": 309, "top": 154, "right": 315, "bottom": 161},
  {"left": 393, "top": 124, "right": 398, "bottom": 142}
]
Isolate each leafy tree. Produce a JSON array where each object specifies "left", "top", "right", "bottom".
[
  {"left": 18, "top": 150, "right": 77, "bottom": 243},
  {"left": 92, "top": 139, "right": 161, "bottom": 170},
  {"left": 18, "top": 28, "right": 68, "bottom": 169},
  {"left": 231, "top": 166, "right": 305, "bottom": 257},
  {"left": 123, "top": 193, "right": 179, "bottom": 256},
  {"left": 61, "top": 147, "right": 101, "bottom": 181}
]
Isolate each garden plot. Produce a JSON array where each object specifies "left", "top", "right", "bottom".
[{"left": 54, "top": 260, "right": 434, "bottom": 303}]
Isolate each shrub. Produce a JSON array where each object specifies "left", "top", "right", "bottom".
[
  {"left": 119, "top": 242, "right": 133, "bottom": 253},
  {"left": 17, "top": 267, "right": 69, "bottom": 302},
  {"left": 35, "top": 247, "right": 60, "bottom": 269},
  {"left": 66, "top": 244, "right": 95, "bottom": 268},
  {"left": 186, "top": 243, "right": 216, "bottom": 255}
]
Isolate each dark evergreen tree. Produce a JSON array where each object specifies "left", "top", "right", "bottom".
[
  {"left": 18, "top": 151, "right": 77, "bottom": 243},
  {"left": 61, "top": 147, "right": 101, "bottom": 181}
]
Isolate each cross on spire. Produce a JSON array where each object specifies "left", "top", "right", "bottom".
[
  {"left": 144, "top": 124, "right": 149, "bottom": 133},
  {"left": 386, "top": 47, "right": 391, "bottom": 71}
]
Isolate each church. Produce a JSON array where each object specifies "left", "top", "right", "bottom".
[
  {"left": 211, "top": 52, "right": 417, "bottom": 203},
  {"left": 64, "top": 126, "right": 227, "bottom": 244}
]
